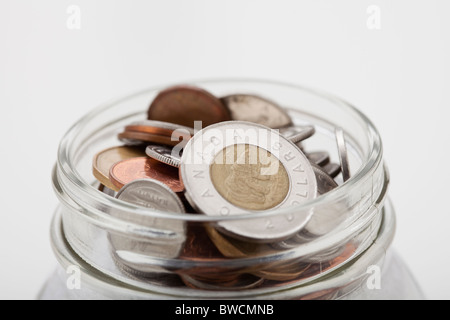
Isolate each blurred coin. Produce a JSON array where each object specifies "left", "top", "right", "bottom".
[
  {"left": 125, "top": 120, "right": 194, "bottom": 137},
  {"left": 109, "top": 157, "right": 184, "bottom": 192},
  {"left": 336, "top": 128, "right": 351, "bottom": 182},
  {"left": 306, "top": 151, "right": 330, "bottom": 167},
  {"left": 220, "top": 94, "right": 292, "bottom": 129},
  {"left": 148, "top": 85, "right": 230, "bottom": 128},
  {"left": 280, "top": 126, "right": 315, "bottom": 144},
  {"left": 93, "top": 146, "right": 146, "bottom": 190},
  {"left": 253, "top": 262, "right": 311, "bottom": 282},
  {"left": 98, "top": 184, "right": 117, "bottom": 197},
  {"left": 181, "top": 274, "right": 264, "bottom": 291},
  {"left": 146, "top": 145, "right": 181, "bottom": 168},
  {"left": 323, "top": 162, "right": 341, "bottom": 178},
  {"left": 180, "top": 121, "right": 317, "bottom": 243},
  {"left": 109, "top": 179, "right": 187, "bottom": 274},
  {"left": 118, "top": 131, "right": 184, "bottom": 147}
]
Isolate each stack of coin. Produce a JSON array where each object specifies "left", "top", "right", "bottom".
[{"left": 92, "top": 84, "right": 354, "bottom": 292}]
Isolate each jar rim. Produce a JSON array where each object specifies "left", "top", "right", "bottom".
[{"left": 56, "top": 78, "right": 383, "bottom": 223}]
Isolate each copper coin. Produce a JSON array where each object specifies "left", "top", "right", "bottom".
[
  {"left": 179, "top": 224, "right": 225, "bottom": 262},
  {"left": 118, "top": 131, "right": 184, "bottom": 147},
  {"left": 109, "top": 157, "right": 184, "bottom": 192},
  {"left": 125, "top": 120, "right": 194, "bottom": 139},
  {"left": 93, "top": 146, "right": 146, "bottom": 190},
  {"left": 147, "top": 85, "right": 231, "bottom": 128}
]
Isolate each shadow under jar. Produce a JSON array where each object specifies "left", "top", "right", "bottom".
[{"left": 39, "top": 79, "right": 424, "bottom": 300}]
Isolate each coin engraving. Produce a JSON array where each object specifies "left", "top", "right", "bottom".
[{"left": 210, "top": 144, "right": 289, "bottom": 211}]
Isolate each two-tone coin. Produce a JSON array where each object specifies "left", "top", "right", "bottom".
[
  {"left": 220, "top": 94, "right": 292, "bottom": 129},
  {"left": 180, "top": 121, "right": 318, "bottom": 243}
]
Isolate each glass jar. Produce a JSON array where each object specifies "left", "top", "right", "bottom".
[{"left": 39, "top": 79, "right": 424, "bottom": 300}]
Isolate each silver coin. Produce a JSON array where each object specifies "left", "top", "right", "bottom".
[
  {"left": 311, "top": 163, "right": 338, "bottom": 195},
  {"left": 336, "top": 128, "right": 351, "bottom": 182},
  {"left": 180, "top": 121, "right": 317, "bottom": 243},
  {"left": 306, "top": 151, "right": 330, "bottom": 167},
  {"left": 279, "top": 126, "right": 316, "bottom": 144},
  {"left": 323, "top": 162, "right": 341, "bottom": 178},
  {"left": 109, "top": 179, "right": 186, "bottom": 274},
  {"left": 146, "top": 145, "right": 181, "bottom": 168},
  {"left": 220, "top": 94, "right": 292, "bottom": 129},
  {"left": 271, "top": 166, "right": 338, "bottom": 249}
]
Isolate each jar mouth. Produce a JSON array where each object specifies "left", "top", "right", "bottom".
[{"left": 56, "top": 78, "right": 383, "bottom": 224}]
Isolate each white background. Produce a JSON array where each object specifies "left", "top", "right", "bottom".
[{"left": 1, "top": 0, "right": 449, "bottom": 300}]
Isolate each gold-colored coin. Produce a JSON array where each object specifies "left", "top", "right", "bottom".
[
  {"left": 93, "top": 146, "right": 146, "bottom": 191},
  {"left": 210, "top": 144, "right": 289, "bottom": 211}
]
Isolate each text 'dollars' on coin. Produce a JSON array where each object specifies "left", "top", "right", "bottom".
[{"left": 180, "top": 121, "right": 318, "bottom": 243}]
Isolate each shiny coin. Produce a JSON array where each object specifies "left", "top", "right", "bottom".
[
  {"left": 93, "top": 146, "right": 146, "bottom": 190},
  {"left": 109, "top": 179, "right": 187, "bottom": 274},
  {"left": 306, "top": 151, "right": 330, "bottom": 167},
  {"left": 336, "top": 128, "right": 351, "bottom": 182},
  {"left": 146, "top": 145, "right": 181, "bottom": 168},
  {"left": 148, "top": 85, "right": 230, "bottom": 128},
  {"left": 180, "top": 121, "right": 317, "bottom": 243},
  {"left": 323, "top": 162, "right": 341, "bottom": 178},
  {"left": 109, "top": 157, "right": 184, "bottom": 192},
  {"left": 220, "top": 94, "right": 292, "bottom": 129},
  {"left": 280, "top": 126, "right": 316, "bottom": 144}
]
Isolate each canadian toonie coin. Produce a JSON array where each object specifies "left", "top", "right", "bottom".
[
  {"left": 180, "top": 121, "right": 317, "bottom": 243},
  {"left": 109, "top": 179, "right": 186, "bottom": 273}
]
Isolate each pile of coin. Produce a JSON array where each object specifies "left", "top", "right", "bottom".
[{"left": 92, "top": 84, "right": 354, "bottom": 293}]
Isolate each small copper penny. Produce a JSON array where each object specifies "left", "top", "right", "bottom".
[
  {"left": 118, "top": 131, "right": 183, "bottom": 147},
  {"left": 124, "top": 120, "right": 194, "bottom": 139},
  {"left": 109, "top": 157, "right": 184, "bottom": 192},
  {"left": 147, "top": 85, "right": 231, "bottom": 128}
]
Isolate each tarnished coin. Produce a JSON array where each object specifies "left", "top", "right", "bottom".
[
  {"left": 118, "top": 131, "right": 183, "bottom": 147},
  {"left": 148, "top": 85, "right": 230, "bottom": 128},
  {"left": 306, "top": 151, "right": 330, "bottom": 167},
  {"left": 181, "top": 274, "right": 264, "bottom": 291},
  {"left": 110, "top": 157, "right": 184, "bottom": 192},
  {"left": 180, "top": 121, "right": 317, "bottom": 243},
  {"left": 98, "top": 184, "right": 117, "bottom": 197},
  {"left": 220, "top": 94, "right": 292, "bottom": 129},
  {"left": 146, "top": 145, "right": 181, "bottom": 168},
  {"left": 336, "top": 128, "right": 351, "bottom": 182},
  {"left": 311, "top": 163, "right": 338, "bottom": 195},
  {"left": 323, "top": 162, "right": 341, "bottom": 178},
  {"left": 279, "top": 126, "right": 316, "bottom": 144},
  {"left": 93, "top": 146, "right": 146, "bottom": 190},
  {"left": 109, "top": 179, "right": 186, "bottom": 274},
  {"left": 125, "top": 120, "right": 194, "bottom": 137}
]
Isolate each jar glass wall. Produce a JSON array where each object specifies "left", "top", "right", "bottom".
[{"left": 40, "top": 79, "right": 424, "bottom": 300}]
